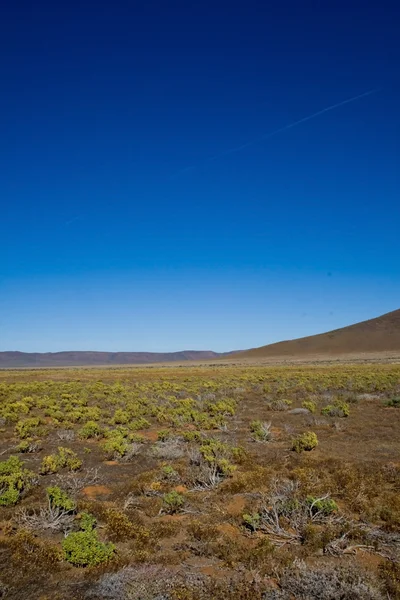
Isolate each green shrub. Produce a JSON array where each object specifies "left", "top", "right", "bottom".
[
  {"left": 199, "top": 438, "right": 230, "bottom": 463},
  {"left": 16, "top": 440, "right": 31, "bottom": 453},
  {"left": 1, "top": 401, "right": 30, "bottom": 423},
  {"left": 206, "top": 399, "right": 236, "bottom": 416},
  {"left": 161, "top": 465, "right": 178, "bottom": 480},
  {"left": 162, "top": 491, "right": 185, "bottom": 513},
  {"left": 80, "top": 512, "right": 97, "bottom": 532},
  {"left": 321, "top": 400, "right": 349, "bottom": 417},
  {"left": 40, "top": 447, "right": 82, "bottom": 474},
  {"left": 243, "top": 512, "right": 261, "bottom": 532},
  {"left": 79, "top": 420, "right": 103, "bottom": 439},
  {"left": 250, "top": 420, "right": 272, "bottom": 441},
  {"left": 302, "top": 400, "right": 317, "bottom": 413},
  {"left": 16, "top": 439, "right": 39, "bottom": 453},
  {"left": 40, "top": 454, "right": 60, "bottom": 475},
  {"left": 198, "top": 438, "right": 240, "bottom": 477},
  {"left": 306, "top": 496, "right": 338, "bottom": 515},
  {"left": 101, "top": 431, "right": 129, "bottom": 458},
  {"left": 129, "top": 432, "right": 145, "bottom": 443},
  {"left": 386, "top": 396, "right": 400, "bottom": 407},
  {"left": 157, "top": 429, "right": 171, "bottom": 441},
  {"left": 47, "top": 486, "right": 75, "bottom": 511},
  {"left": 62, "top": 530, "right": 115, "bottom": 566},
  {"left": 111, "top": 409, "right": 129, "bottom": 425},
  {"left": 0, "top": 456, "right": 35, "bottom": 506},
  {"left": 182, "top": 430, "right": 203, "bottom": 443},
  {"left": 129, "top": 417, "right": 151, "bottom": 431},
  {"left": 292, "top": 432, "right": 318, "bottom": 453},
  {"left": 15, "top": 417, "right": 41, "bottom": 439}
]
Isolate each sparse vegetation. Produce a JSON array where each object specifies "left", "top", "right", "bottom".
[{"left": 0, "top": 363, "right": 399, "bottom": 598}]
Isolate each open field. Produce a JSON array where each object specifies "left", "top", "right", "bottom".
[{"left": 0, "top": 363, "right": 399, "bottom": 599}]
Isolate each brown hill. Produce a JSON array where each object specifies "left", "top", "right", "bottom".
[
  {"left": 236, "top": 309, "right": 400, "bottom": 359},
  {"left": 0, "top": 350, "right": 224, "bottom": 368}
]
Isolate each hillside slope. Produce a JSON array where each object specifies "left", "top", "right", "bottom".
[
  {"left": 0, "top": 350, "right": 223, "bottom": 368},
  {"left": 237, "top": 309, "right": 400, "bottom": 359}
]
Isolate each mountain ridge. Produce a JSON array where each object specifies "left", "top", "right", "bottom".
[{"left": 0, "top": 350, "right": 226, "bottom": 368}]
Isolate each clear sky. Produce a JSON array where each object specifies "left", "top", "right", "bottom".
[{"left": 1, "top": 0, "right": 399, "bottom": 353}]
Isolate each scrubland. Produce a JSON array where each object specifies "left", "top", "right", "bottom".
[{"left": 0, "top": 363, "right": 399, "bottom": 599}]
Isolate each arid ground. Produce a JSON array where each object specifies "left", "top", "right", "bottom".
[{"left": 0, "top": 362, "right": 399, "bottom": 599}]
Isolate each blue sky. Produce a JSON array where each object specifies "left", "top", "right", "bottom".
[{"left": 1, "top": 0, "right": 399, "bottom": 352}]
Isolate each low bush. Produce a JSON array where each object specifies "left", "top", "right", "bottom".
[
  {"left": 243, "top": 512, "right": 261, "bottom": 532},
  {"left": 292, "top": 432, "right": 318, "bottom": 453},
  {"left": 105, "top": 508, "right": 150, "bottom": 545},
  {"left": 157, "top": 429, "right": 171, "bottom": 441},
  {"left": 16, "top": 439, "right": 41, "bottom": 453},
  {"left": 385, "top": 396, "right": 400, "bottom": 407},
  {"left": 322, "top": 400, "right": 350, "bottom": 417},
  {"left": 101, "top": 429, "right": 130, "bottom": 458},
  {"left": 62, "top": 529, "right": 115, "bottom": 567},
  {"left": 9, "top": 528, "right": 62, "bottom": 567},
  {"left": 105, "top": 509, "right": 135, "bottom": 541},
  {"left": 62, "top": 513, "right": 115, "bottom": 566},
  {"left": 302, "top": 400, "right": 317, "bottom": 413},
  {"left": 129, "top": 417, "right": 151, "bottom": 431},
  {"left": 15, "top": 417, "right": 41, "bottom": 439},
  {"left": 79, "top": 420, "right": 103, "bottom": 439},
  {"left": 47, "top": 486, "right": 75, "bottom": 511},
  {"left": 250, "top": 420, "right": 273, "bottom": 442},
  {"left": 80, "top": 511, "right": 97, "bottom": 532},
  {"left": 111, "top": 409, "right": 129, "bottom": 425},
  {"left": 40, "top": 447, "right": 82, "bottom": 474},
  {"left": 162, "top": 491, "right": 185, "bottom": 514},
  {"left": 268, "top": 398, "right": 292, "bottom": 411},
  {"left": 306, "top": 496, "right": 338, "bottom": 515},
  {"left": 0, "top": 456, "right": 36, "bottom": 506},
  {"left": 182, "top": 430, "right": 203, "bottom": 443}
]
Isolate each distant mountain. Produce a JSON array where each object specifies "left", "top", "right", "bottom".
[
  {"left": 236, "top": 309, "right": 400, "bottom": 359},
  {"left": 0, "top": 350, "right": 225, "bottom": 368},
  {"left": 3, "top": 309, "right": 399, "bottom": 367}
]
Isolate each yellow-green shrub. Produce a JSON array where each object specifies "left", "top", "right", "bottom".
[
  {"left": 40, "top": 447, "right": 82, "bottom": 474},
  {"left": 292, "top": 432, "right": 318, "bottom": 453},
  {"left": 78, "top": 420, "right": 103, "bottom": 439},
  {"left": 302, "top": 400, "right": 317, "bottom": 413},
  {"left": 15, "top": 417, "right": 41, "bottom": 439},
  {"left": 0, "top": 456, "right": 35, "bottom": 506}
]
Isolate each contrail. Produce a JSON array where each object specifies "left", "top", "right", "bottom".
[
  {"left": 171, "top": 87, "right": 380, "bottom": 175},
  {"left": 209, "top": 87, "right": 380, "bottom": 160},
  {"left": 65, "top": 215, "right": 82, "bottom": 226}
]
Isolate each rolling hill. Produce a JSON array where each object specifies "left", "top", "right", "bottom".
[{"left": 236, "top": 309, "right": 400, "bottom": 359}]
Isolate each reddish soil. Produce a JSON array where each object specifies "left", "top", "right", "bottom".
[{"left": 82, "top": 485, "right": 112, "bottom": 498}]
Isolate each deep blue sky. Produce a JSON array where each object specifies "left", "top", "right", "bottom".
[{"left": 1, "top": 0, "right": 399, "bottom": 352}]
